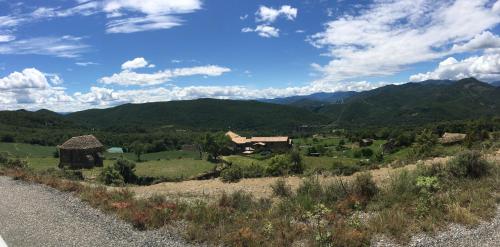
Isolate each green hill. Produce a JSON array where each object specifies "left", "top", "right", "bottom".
[
  {"left": 319, "top": 78, "right": 500, "bottom": 126},
  {"left": 0, "top": 109, "right": 75, "bottom": 129},
  {"left": 67, "top": 98, "right": 331, "bottom": 132}
]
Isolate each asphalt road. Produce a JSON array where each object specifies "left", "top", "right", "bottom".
[{"left": 0, "top": 176, "right": 196, "bottom": 247}]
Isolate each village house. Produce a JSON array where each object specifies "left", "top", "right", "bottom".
[
  {"left": 225, "top": 131, "right": 292, "bottom": 154},
  {"left": 58, "top": 135, "right": 104, "bottom": 169}
]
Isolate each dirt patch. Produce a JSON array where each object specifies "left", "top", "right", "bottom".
[{"left": 129, "top": 156, "right": 455, "bottom": 199}]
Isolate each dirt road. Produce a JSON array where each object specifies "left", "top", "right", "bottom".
[{"left": 130, "top": 157, "right": 453, "bottom": 199}]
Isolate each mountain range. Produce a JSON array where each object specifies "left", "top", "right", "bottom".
[{"left": 1, "top": 77, "right": 499, "bottom": 131}]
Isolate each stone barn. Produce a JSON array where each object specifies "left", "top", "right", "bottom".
[{"left": 58, "top": 135, "right": 104, "bottom": 169}]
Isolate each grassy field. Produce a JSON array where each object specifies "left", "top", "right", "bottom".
[
  {"left": 0, "top": 142, "right": 56, "bottom": 158},
  {"left": 0, "top": 142, "right": 213, "bottom": 181}
]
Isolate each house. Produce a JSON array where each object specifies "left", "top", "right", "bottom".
[
  {"left": 58, "top": 135, "right": 104, "bottom": 169},
  {"left": 225, "top": 131, "right": 292, "bottom": 153},
  {"left": 439, "top": 132, "right": 467, "bottom": 145},
  {"left": 359, "top": 138, "right": 374, "bottom": 147}
]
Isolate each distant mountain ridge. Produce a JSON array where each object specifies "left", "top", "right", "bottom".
[
  {"left": 260, "top": 91, "right": 357, "bottom": 105},
  {"left": 66, "top": 98, "right": 330, "bottom": 132},
  {"left": 2, "top": 78, "right": 500, "bottom": 131},
  {"left": 317, "top": 78, "right": 500, "bottom": 126}
]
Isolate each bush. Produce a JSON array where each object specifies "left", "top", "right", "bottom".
[
  {"left": 113, "top": 159, "right": 138, "bottom": 183},
  {"left": 99, "top": 166, "right": 124, "bottom": 185},
  {"left": 241, "top": 163, "right": 265, "bottom": 178},
  {"left": 1, "top": 134, "right": 15, "bottom": 143},
  {"left": 271, "top": 178, "right": 292, "bottom": 198},
  {"left": 44, "top": 168, "right": 84, "bottom": 180},
  {"left": 330, "top": 161, "right": 361, "bottom": 176},
  {"left": 221, "top": 165, "right": 243, "bottom": 183},
  {"left": 2, "top": 158, "right": 28, "bottom": 169},
  {"left": 447, "top": 151, "right": 491, "bottom": 178},
  {"left": 266, "top": 155, "right": 289, "bottom": 176},
  {"left": 0, "top": 153, "right": 8, "bottom": 164},
  {"left": 360, "top": 148, "right": 374, "bottom": 158},
  {"left": 352, "top": 172, "right": 378, "bottom": 199},
  {"left": 289, "top": 149, "right": 304, "bottom": 174}
]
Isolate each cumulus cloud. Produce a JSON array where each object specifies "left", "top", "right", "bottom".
[
  {"left": 308, "top": 0, "right": 500, "bottom": 83},
  {"left": 243, "top": 5, "right": 297, "bottom": 38},
  {"left": 0, "top": 68, "right": 50, "bottom": 90},
  {"left": 451, "top": 31, "right": 500, "bottom": 53},
  {"left": 409, "top": 53, "right": 500, "bottom": 82},
  {"left": 0, "top": 68, "right": 75, "bottom": 109},
  {"left": 100, "top": 64, "right": 231, "bottom": 86},
  {"left": 241, "top": 25, "right": 280, "bottom": 38},
  {"left": 121, "top": 57, "right": 150, "bottom": 70},
  {"left": 256, "top": 5, "right": 297, "bottom": 23}
]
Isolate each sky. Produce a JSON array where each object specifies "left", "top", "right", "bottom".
[{"left": 1, "top": 0, "right": 500, "bottom": 112}]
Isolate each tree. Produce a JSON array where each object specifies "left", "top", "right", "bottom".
[
  {"left": 412, "top": 129, "right": 437, "bottom": 158},
  {"left": 131, "top": 142, "right": 145, "bottom": 161},
  {"left": 289, "top": 149, "right": 304, "bottom": 174},
  {"left": 202, "top": 133, "right": 230, "bottom": 162}
]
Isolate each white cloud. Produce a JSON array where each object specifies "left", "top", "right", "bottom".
[
  {"left": 256, "top": 5, "right": 297, "bottom": 23},
  {"left": 121, "top": 57, "right": 149, "bottom": 70},
  {"left": 243, "top": 5, "right": 297, "bottom": 38},
  {"left": 100, "top": 65, "right": 231, "bottom": 86},
  {"left": 0, "top": 36, "right": 89, "bottom": 58},
  {"left": 0, "top": 68, "right": 50, "bottom": 90},
  {"left": 242, "top": 25, "right": 280, "bottom": 38},
  {"left": 308, "top": 0, "right": 500, "bottom": 83},
  {"left": 75, "top": 61, "right": 98, "bottom": 66},
  {"left": 451, "top": 31, "right": 500, "bottom": 53},
  {"left": 103, "top": 0, "right": 202, "bottom": 33},
  {"left": 106, "top": 15, "right": 183, "bottom": 33},
  {"left": 0, "top": 35, "right": 15, "bottom": 42},
  {"left": 240, "top": 14, "right": 248, "bottom": 20},
  {"left": 0, "top": 68, "right": 75, "bottom": 108},
  {"left": 409, "top": 53, "right": 500, "bottom": 82}
]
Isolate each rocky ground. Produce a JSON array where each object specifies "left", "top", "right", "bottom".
[{"left": 0, "top": 176, "right": 199, "bottom": 247}]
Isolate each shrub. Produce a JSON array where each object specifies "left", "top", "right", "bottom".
[
  {"left": 330, "top": 161, "right": 361, "bottom": 176},
  {"left": 2, "top": 158, "right": 28, "bottom": 169},
  {"left": 447, "top": 151, "right": 491, "bottom": 178},
  {"left": 0, "top": 153, "right": 8, "bottom": 164},
  {"left": 218, "top": 191, "right": 254, "bottom": 211},
  {"left": 221, "top": 165, "right": 243, "bottom": 183},
  {"left": 289, "top": 149, "right": 304, "bottom": 174},
  {"left": 44, "top": 168, "right": 84, "bottom": 180},
  {"left": 113, "top": 159, "right": 138, "bottom": 183},
  {"left": 99, "top": 166, "right": 124, "bottom": 185},
  {"left": 271, "top": 178, "right": 292, "bottom": 198},
  {"left": 241, "top": 163, "right": 265, "bottom": 178},
  {"left": 360, "top": 148, "right": 374, "bottom": 158},
  {"left": 266, "top": 155, "right": 289, "bottom": 176},
  {"left": 1, "top": 134, "right": 15, "bottom": 143},
  {"left": 352, "top": 172, "right": 378, "bottom": 199}
]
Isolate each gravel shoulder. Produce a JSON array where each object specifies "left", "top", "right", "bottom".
[
  {"left": 0, "top": 176, "right": 198, "bottom": 247},
  {"left": 373, "top": 205, "right": 500, "bottom": 247}
]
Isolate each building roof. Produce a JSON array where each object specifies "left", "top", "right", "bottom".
[
  {"left": 59, "top": 135, "right": 104, "bottom": 150},
  {"left": 226, "top": 131, "right": 289, "bottom": 144},
  {"left": 439, "top": 132, "right": 467, "bottom": 144}
]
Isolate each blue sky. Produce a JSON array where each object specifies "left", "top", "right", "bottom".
[{"left": 1, "top": 0, "right": 500, "bottom": 111}]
